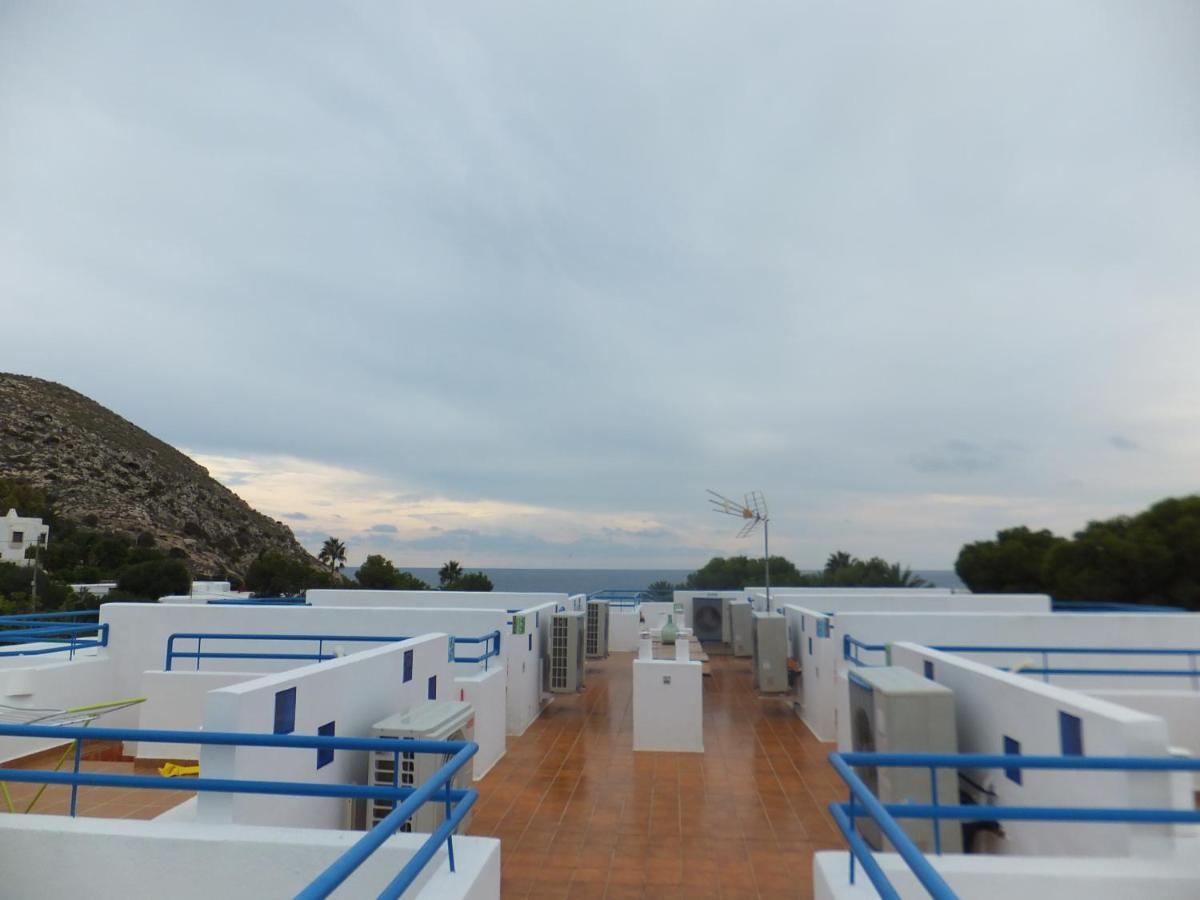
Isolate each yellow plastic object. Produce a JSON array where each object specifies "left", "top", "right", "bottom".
[{"left": 158, "top": 762, "right": 200, "bottom": 777}]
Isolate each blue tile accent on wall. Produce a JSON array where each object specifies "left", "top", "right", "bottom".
[
  {"left": 923, "top": 661, "right": 935, "bottom": 680},
  {"left": 801, "top": 616, "right": 805, "bottom": 632},
  {"left": 403, "top": 649, "right": 413, "bottom": 683},
  {"left": 317, "top": 721, "right": 335, "bottom": 769},
  {"left": 1059, "top": 711, "right": 1084, "bottom": 756},
  {"left": 535, "top": 612, "right": 539, "bottom": 628},
  {"left": 528, "top": 634, "right": 532, "bottom": 651},
  {"left": 427, "top": 675, "right": 437, "bottom": 700},
  {"left": 808, "top": 637, "right": 812, "bottom": 655},
  {"left": 273, "top": 687, "right": 296, "bottom": 735},
  {"left": 1003, "top": 735, "right": 1022, "bottom": 784}
]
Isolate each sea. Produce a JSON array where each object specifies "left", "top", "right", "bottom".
[{"left": 338, "top": 567, "right": 965, "bottom": 594}]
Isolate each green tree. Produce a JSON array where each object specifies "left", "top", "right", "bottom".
[
  {"left": 245, "top": 551, "right": 334, "bottom": 597},
  {"left": 683, "top": 555, "right": 808, "bottom": 590},
  {"left": 954, "top": 495, "right": 1200, "bottom": 609},
  {"left": 446, "top": 571, "right": 493, "bottom": 592},
  {"left": 438, "top": 560, "right": 463, "bottom": 587},
  {"left": 318, "top": 537, "right": 347, "bottom": 574},
  {"left": 355, "top": 554, "right": 431, "bottom": 590},
  {"left": 112, "top": 559, "right": 191, "bottom": 600},
  {"left": 955, "top": 527, "right": 1065, "bottom": 593}
]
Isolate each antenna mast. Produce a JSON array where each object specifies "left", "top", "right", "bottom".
[{"left": 707, "top": 489, "right": 772, "bottom": 612}]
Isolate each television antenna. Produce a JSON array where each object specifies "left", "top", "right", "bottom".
[{"left": 707, "top": 489, "right": 773, "bottom": 611}]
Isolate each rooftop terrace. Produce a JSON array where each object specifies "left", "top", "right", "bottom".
[{"left": 469, "top": 651, "right": 841, "bottom": 899}]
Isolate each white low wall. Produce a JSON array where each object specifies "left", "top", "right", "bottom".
[
  {"left": 136, "top": 671, "right": 258, "bottom": 759},
  {"left": 454, "top": 667, "right": 506, "bottom": 780},
  {"left": 814, "top": 849, "right": 1200, "bottom": 900},
  {"left": 610, "top": 608, "right": 641, "bottom": 652},
  {"left": 890, "top": 643, "right": 1190, "bottom": 857},
  {"left": 639, "top": 601, "right": 675, "bottom": 631},
  {"left": 761, "top": 589, "right": 1048, "bottom": 614},
  {"left": 306, "top": 589, "right": 567, "bottom": 614},
  {"left": 0, "top": 814, "right": 499, "bottom": 900},
  {"left": 98, "top": 603, "right": 531, "bottom": 733},
  {"left": 794, "top": 610, "right": 1200, "bottom": 743},
  {"left": 0, "top": 656, "right": 116, "bottom": 763},
  {"left": 1086, "top": 689, "right": 1200, "bottom": 787},
  {"left": 198, "top": 635, "right": 454, "bottom": 829}
]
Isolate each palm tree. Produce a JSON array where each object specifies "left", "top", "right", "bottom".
[
  {"left": 438, "top": 560, "right": 463, "bottom": 588},
  {"left": 825, "top": 551, "right": 855, "bottom": 574},
  {"left": 318, "top": 537, "right": 347, "bottom": 574}
]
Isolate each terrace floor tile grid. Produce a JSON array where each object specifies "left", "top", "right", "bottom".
[{"left": 468, "top": 652, "right": 844, "bottom": 899}]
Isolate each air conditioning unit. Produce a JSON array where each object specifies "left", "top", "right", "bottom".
[
  {"left": 848, "top": 666, "right": 962, "bottom": 854},
  {"left": 691, "top": 595, "right": 724, "bottom": 643},
  {"left": 751, "top": 611, "right": 789, "bottom": 693},
  {"left": 548, "top": 610, "right": 585, "bottom": 692},
  {"left": 729, "top": 599, "right": 754, "bottom": 657},
  {"left": 586, "top": 599, "right": 610, "bottom": 658},
  {"left": 370, "top": 701, "right": 475, "bottom": 834}
]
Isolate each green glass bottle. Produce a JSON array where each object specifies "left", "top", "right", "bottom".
[{"left": 661, "top": 614, "right": 677, "bottom": 645}]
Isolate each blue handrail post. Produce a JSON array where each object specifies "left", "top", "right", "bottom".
[
  {"left": 445, "top": 791, "right": 456, "bottom": 873},
  {"left": 1042, "top": 651, "right": 1049, "bottom": 684},
  {"left": 318, "top": 638, "right": 324, "bottom": 662},
  {"left": 69, "top": 739, "right": 83, "bottom": 817},
  {"left": 195, "top": 636, "right": 202, "bottom": 672},
  {"left": 929, "top": 766, "right": 941, "bottom": 854},
  {"left": 848, "top": 785, "right": 856, "bottom": 885}
]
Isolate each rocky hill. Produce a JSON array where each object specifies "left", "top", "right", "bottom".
[{"left": 0, "top": 373, "right": 318, "bottom": 579}]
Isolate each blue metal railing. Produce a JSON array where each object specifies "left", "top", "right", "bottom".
[
  {"left": 448, "top": 631, "right": 503, "bottom": 670},
  {"left": 0, "top": 620, "right": 109, "bottom": 660},
  {"left": 165, "top": 630, "right": 504, "bottom": 672},
  {"left": 206, "top": 596, "right": 309, "bottom": 606},
  {"left": 586, "top": 589, "right": 653, "bottom": 608},
  {"left": 0, "top": 721, "right": 477, "bottom": 899},
  {"left": 0, "top": 610, "right": 101, "bottom": 626},
  {"left": 843, "top": 635, "right": 1200, "bottom": 689},
  {"left": 829, "top": 751, "right": 1200, "bottom": 900}
]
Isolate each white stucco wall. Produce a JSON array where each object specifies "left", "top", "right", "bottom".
[
  {"left": 889, "top": 643, "right": 1189, "bottom": 857},
  {"left": 0, "top": 815, "right": 500, "bottom": 900},
  {"left": 197, "top": 635, "right": 454, "bottom": 829},
  {"left": 793, "top": 609, "right": 1200, "bottom": 742},
  {"left": 632, "top": 658, "right": 703, "bottom": 753},
  {"left": 0, "top": 656, "right": 116, "bottom": 762}
]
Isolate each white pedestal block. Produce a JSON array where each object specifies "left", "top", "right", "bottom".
[
  {"left": 610, "top": 608, "right": 642, "bottom": 652},
  {"left": 632, "top": 658, "right": 704, "bottom": 753}
]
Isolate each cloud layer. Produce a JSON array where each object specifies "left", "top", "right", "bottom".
[{"left": 2, "top": 2, "right": 1198, "bottom": 567}]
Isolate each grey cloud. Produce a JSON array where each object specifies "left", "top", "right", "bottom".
[
  {"left": 909, "top": 440, "right": 1005, "bottom": 475},
  {"left": 2, "top": 2, "right": 1198, "bottom": 567},
  {"left": 368, "top": 523, "right": 399, "bottom": 533},
  {"left": 1109, "top": 435, "right": 1140, "bottom": 451}
]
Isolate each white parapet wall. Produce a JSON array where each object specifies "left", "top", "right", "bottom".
[
  {"left": 305, "top": 591, "right": 560, "bottom": 735},
  {"left": 197, "top": 634, "right": 454, "bottom": 829},
  {"left": 99, "top": 602, "right": 536, "bottom": 736},
  {"left": 0, "top": 654, "right": 116, "bottom": 763},
  {"left": 609, "top": 607, "right": 641, "bottom": 652},
  {"left": 889, "top": 643, "right": 1190, "bottom": 858},
  {"left": 454, "top": 666, "right": 507, "bottom": 780},
  {"left": 0, "top": 815, "right": 500, "bottom": 900},
  {"left": 1084, "top": 689, "right": 1200, "bottom": 788},
  {"left": 788, "top": 608, "right": 1200, "bottom": 743},
  {"left": 814, "top": 849, "right": 1200, "bottom": 900}
]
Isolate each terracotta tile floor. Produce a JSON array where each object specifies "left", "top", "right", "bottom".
[
  {"left": 0, "top": 740, "right": 194, "bottom": 820},
  {"left": 468, "top": 651, "right": 845, "bottom": 899}
]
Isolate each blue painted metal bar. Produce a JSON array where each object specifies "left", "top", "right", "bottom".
[
  {"left": 838, "top": 801, "right": 1200, "bottom": 825},
  {"left": 829, "top": 750, "right": 1200, "bottom": 900},
  {"left": 0, "top": 610, "right": 100, "bottom": 624},
  {"left": 829, "top": 804, "right": 900, "bottom": 900},
  {"left": 296, "top": 743, "right": 477, "bottom": 900},
  {"left": 839, "top": 751, "right": 1200, "bottom": 771},
  {"left": 165, "top": 629, "right": 502, "bottom": 671},
  {"left": 827, "top": 755, "right": 957, "bottom": 900},
  {"left": 0, "top": 721, "right": 478, "bottom": 899}
]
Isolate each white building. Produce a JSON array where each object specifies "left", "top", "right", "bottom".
[{"left": 0, "top": 508, "right": 49, "bottom": 565}]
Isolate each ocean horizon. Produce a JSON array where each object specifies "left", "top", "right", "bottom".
[{"left": 337, "top": 566, "right": 966, "bottom": 594}]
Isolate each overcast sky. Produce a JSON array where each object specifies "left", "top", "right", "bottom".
[{"left": 2, "top": 2, "right": 1198, "bottom": 570}]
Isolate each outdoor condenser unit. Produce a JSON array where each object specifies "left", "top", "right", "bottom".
[
  {"left": 848, "top": 666, "right": 962, "bottom": 854},
  {"left": 751, "top": 611, "right": 789, "bottom": 693},
  {"left": 369, "top": 701, "right": 475, "bottom": 834},
  {"left": 585, "top": 599, "right": 610, "bottom": 659},
  {"left": 729, "top": 598, "right": 754, "bottom": 657},
  {"left": 691, "top": 595, "right": 725, "bottom": 643},
  {"left": 549, "top": 610, "right": 585, "bottom": 693}
]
